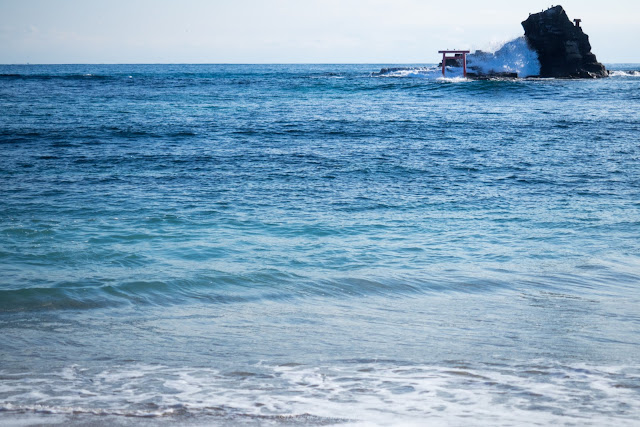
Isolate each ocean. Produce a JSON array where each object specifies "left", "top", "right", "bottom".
[{"left": 1, "top": 63, "right": 639, "bottom": 426}]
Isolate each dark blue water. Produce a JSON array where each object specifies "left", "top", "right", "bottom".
[{"left": 1, "top": 64, "right": 639, "bottom": 426}]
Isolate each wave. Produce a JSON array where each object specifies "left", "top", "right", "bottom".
[
  {"left": 0, "top": 277, "right": 280, "bottom": 312},
  {"left": 373, "top": 66, "right": 444, "bottom": 79},
  {"left": 375, "top": 37, "right": 541, "bottom": 79},
  {"left": 1, "top": 361, "right": 638, "bottom": 425},
  {"left": 0, "top": 73, "right": 117, "bottom": 81},
  {"left": 467, "top": 37, "right": 541, "bottom": 78},
  {"left": 373, "top": 66, "right": 474, "bottom": 80},
  {"left": 2, "top": 261, "right": 637, "bottom": 312},
  {"left": 0, "top": 268, "right": 532, "bottom": 312},
  {"left": 609, "top": 70, "right": 640, "bottom": 77}
]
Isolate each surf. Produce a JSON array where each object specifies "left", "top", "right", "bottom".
[{"left": 375, "top": 37, "right": 540, "bottom": 79}]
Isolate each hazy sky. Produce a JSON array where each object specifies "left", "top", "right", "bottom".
[{"left": 0, "top": 0, "right": 637, "bottom": 64}]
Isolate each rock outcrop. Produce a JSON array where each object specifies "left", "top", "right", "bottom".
[{"left": 522, "top": 6, "right": 608, "bottom": 78}]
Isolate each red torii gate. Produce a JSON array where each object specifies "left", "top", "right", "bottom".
[{"left": 438, "top": 50, "right": 471, "bottom": 77}]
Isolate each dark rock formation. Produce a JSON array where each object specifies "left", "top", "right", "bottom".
[
  {"left": 466, "top": 71, "right": 518, "bottom": 79},
  {"left": 522, "top": 6, "right": 608, "bottom": 78}
]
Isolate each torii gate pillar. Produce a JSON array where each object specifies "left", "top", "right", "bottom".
[{"left": 438, "top": 50, "right": 471, "bottom": 77}]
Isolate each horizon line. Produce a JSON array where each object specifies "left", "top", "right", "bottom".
[
  {"left": 0, "top": 61, "right": 637, "bottom": 66},
  {"left": 3, "top": 62, "right": 435, "bottom": 66}
]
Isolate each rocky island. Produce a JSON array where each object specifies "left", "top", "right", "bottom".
[
  {"left": 522, "top": 5, "right": 608, "bottom": 78},
  {"left": 376, "top": 5, "right": 608, "bottom": 79}
]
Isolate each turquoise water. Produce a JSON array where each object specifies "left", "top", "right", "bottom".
[{"left": 1, "top": 64, "right": 640, "bottom": 426}]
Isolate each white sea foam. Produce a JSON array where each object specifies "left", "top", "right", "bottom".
[
  {"left": 2, "top": 362, "right": 639, "bottom": 426},
  {"left": 374, "top": 67, "right": 442, "bottom": 79},
  {"left": 609, "top": 70, "right": 640, "bottom": 77},
  {"left": 375, "top": 66, "right": 471, "bottom": 80}
]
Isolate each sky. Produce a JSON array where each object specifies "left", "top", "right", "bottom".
[{"left": 0, "top": 0, "right": 638, "bottom": 64}]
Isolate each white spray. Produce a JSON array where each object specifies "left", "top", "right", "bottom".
[
  {"left": 375, "top": 37, "right": 541, "bottom": 79},
  {"left": 467, "top": 37, "right": 541, "bottom": 77}
]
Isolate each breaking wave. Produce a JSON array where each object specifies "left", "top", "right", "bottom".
[
  {"left": 373, "top": 66, "right": 443, "bottom": 79},
  {"left": 375, "top": 37, "right": 541, "bottom": 79},
  {"left": 2, "top": 362, "right": 639, "bottom": 426},
  {"left": 609, "top": 70, "right": 640, "bottom": 77},
  {"left": 468, "top": 37, "right": 541, "bottom": 78}
]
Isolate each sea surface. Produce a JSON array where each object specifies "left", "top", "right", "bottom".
[{"left": 1, "top": 63, "right": 640, "bottom": 426}]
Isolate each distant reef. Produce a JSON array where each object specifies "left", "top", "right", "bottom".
[{"left": 522, "top": 5, "right": 608, "bottom": 78}]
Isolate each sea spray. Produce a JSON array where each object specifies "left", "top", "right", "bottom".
[
  {"left": 467, "top": 37, "right": 541, "bottom": 78},
  {"left": 375, "top": 37, "right": 541, "bottom": 78}
]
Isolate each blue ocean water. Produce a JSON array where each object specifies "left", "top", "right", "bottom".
[{"left": 1, "top": 63, "right": 640, "bottom": 426}]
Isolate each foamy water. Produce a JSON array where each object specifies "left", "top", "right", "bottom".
[
  {"left": 609, "top": 70, "right": 640, "bottom": 77},
  {"left": 2, "top": 362, "right": 639, "bottom": 426}
]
